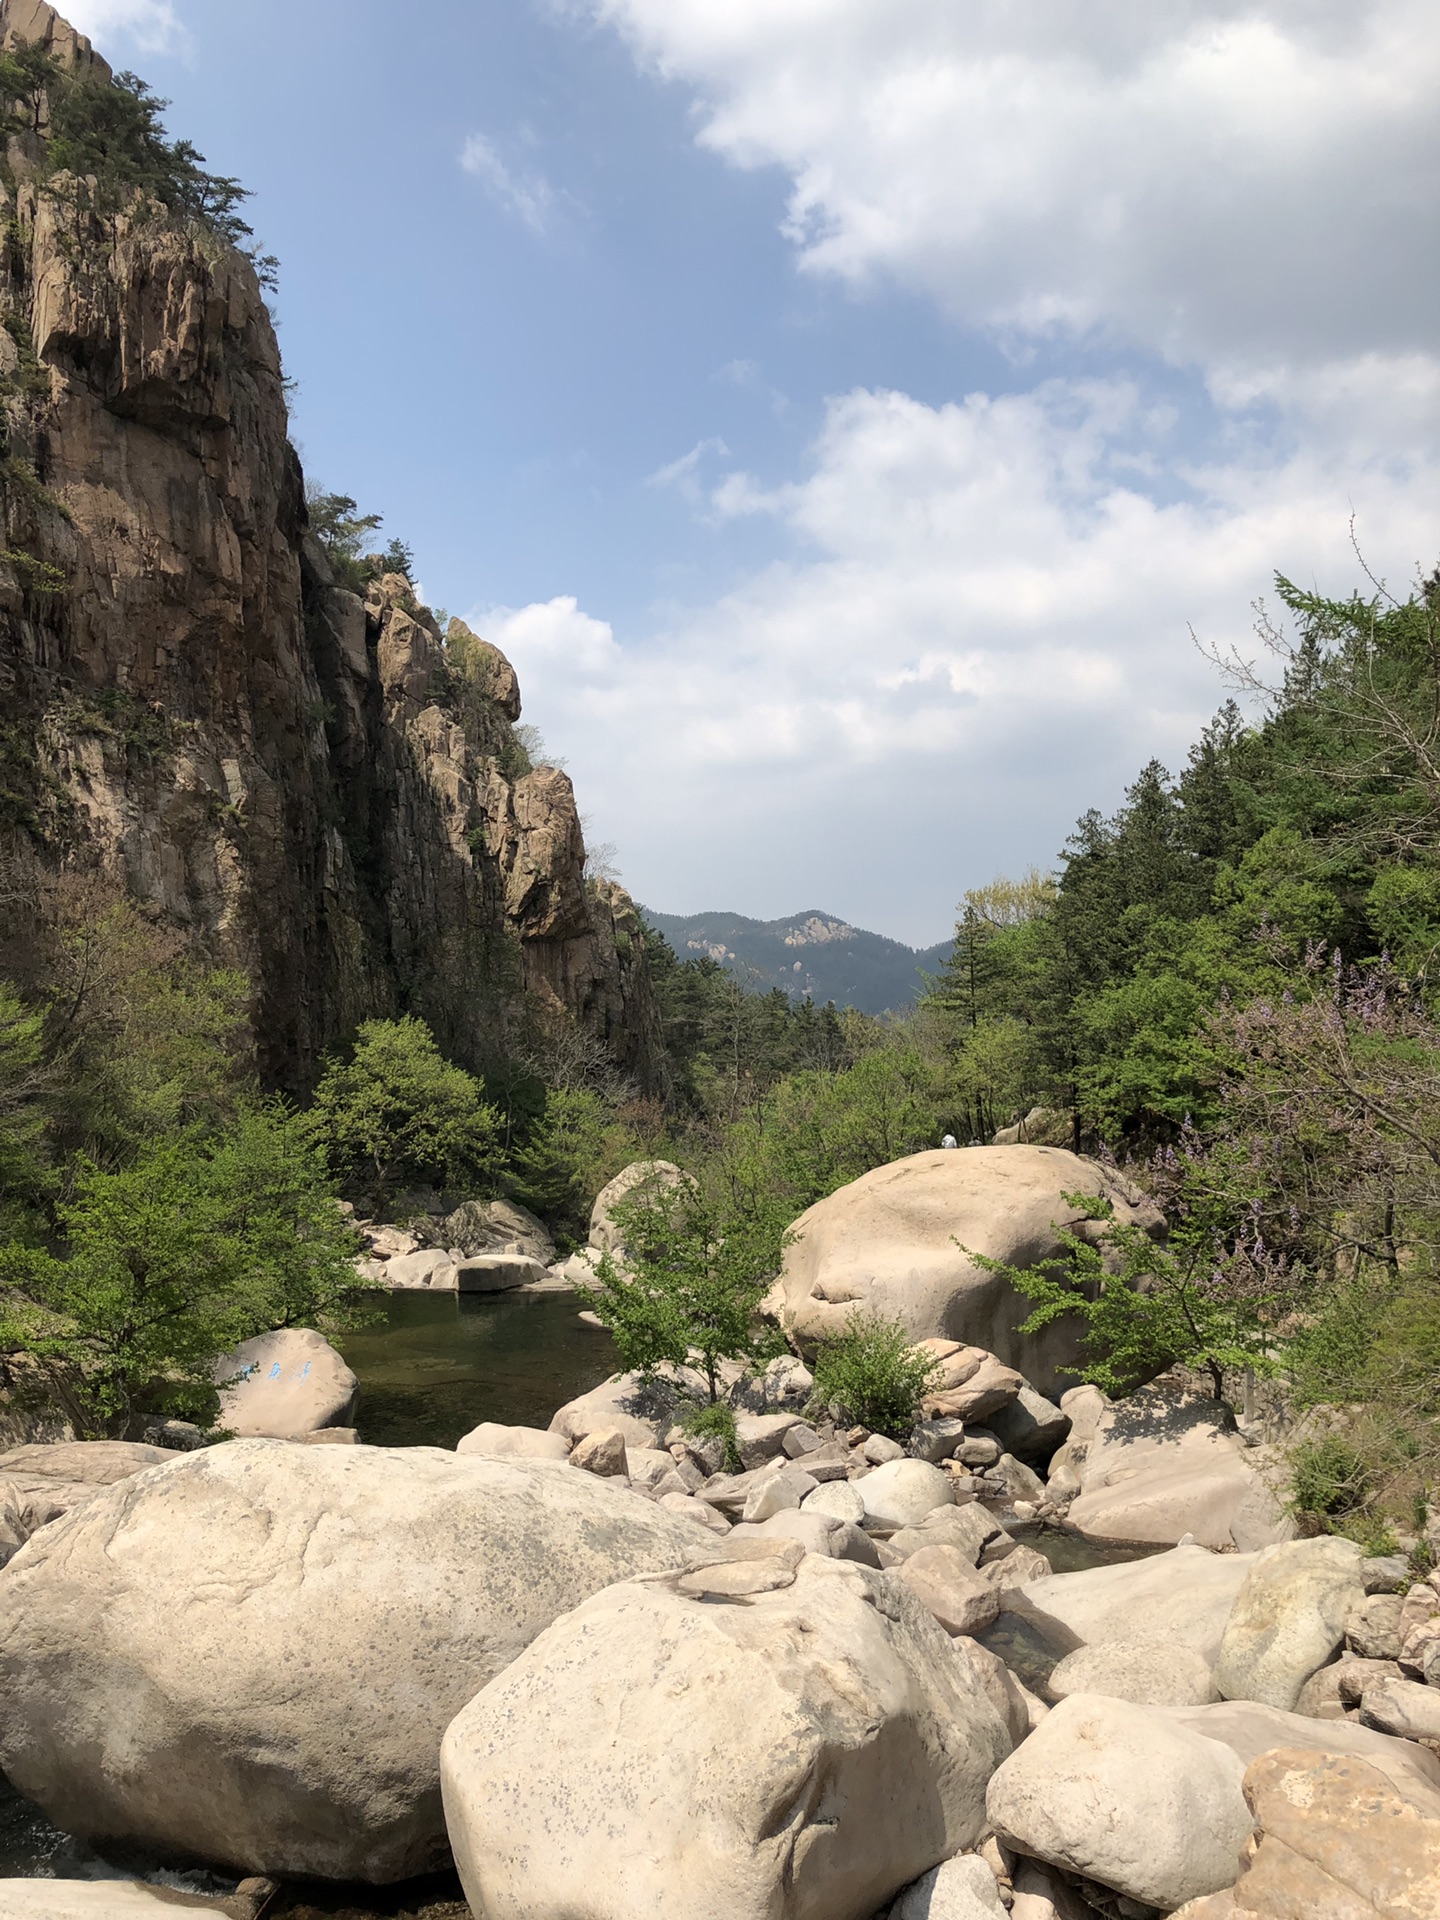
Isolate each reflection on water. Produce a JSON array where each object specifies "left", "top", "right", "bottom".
[
  {"left": 339, "top": 1288, "right": 617, "bottom": 1449},
  {"left": 1010, "top": 1522, "right": 1162, "bottom": 1577}
]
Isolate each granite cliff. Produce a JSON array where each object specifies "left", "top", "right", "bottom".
[{"left": 0, "top": 0, "right": 666, "bottom": 1094}]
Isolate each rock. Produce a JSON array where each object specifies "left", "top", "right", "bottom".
[
  {"left": 549, "top": 1368, "right": 701, "bottom": 1450},
  {"left": 956, "top": 1433, "right": 1002, "bottom": 1469},
  {"left": 1336, "top": 1656, "right": 1404, "bottom": 1706},
  {"left": 889, "top": 1504, "right": 1000, "bottom": 1565},
  {"left": 984, "top": 1544, "right": 1052, "bottom": 1592},
  {"left": 678, "top": 1558, "right": 797, "bottom": 1598},
  {"left": 625, "top": 1446, "right": 677, "bottom": 1491},
  {"left": 1065, "top": 1386, "right": 1293, "bottom": 1553},
  {"left": 569, "top": 1426, "right": 628, "bottom": 1477},
  {"left": 986, "top": 1694, "right": 1253, "bottom": 1911},
  {"left": 782, "top": 1422, "right": 824, "bottom": 1458},
  {"left": 213, "top": 1328, "right": 357, "bottom": 1440},
  {"left": 0, "top": 1883, "right": 246, "bottom": 1916},
  {"left": 441, "top": 1556, "right": 1018, "bottom": 1920},
  {"left": 1230, "top": 1747, "right": 1440, "bottom": 1917},
  {"left": 735, "top": 1410, "right": 807, "bottom": 1469},
  {"left": 0, "top": 1439, "right": 173, "bottom": 1493},
  {"left": 803, "top": 1479, "right": 866, "bottom": 1525},
  {"left": 984, "top": 1386, "right": 1071, "bottom": 1467},
  {"left": 1360, "top": 1553, "right": 1410, "bottom": 1594},
  {"left": 987, "top": 1453, "right": 1046, "bottom": 1503},
  {"left": 858, "top": 1458, "right": 955, "bottom": 1531},
  {"left": 1010, "top": 1861, "right": 1102, "bottom": 1920},
  {"left": 302, "top": 1426, "right": 357, "bottom": 1445},
  {"left": 1048, "top": 1637, "right": 1220, "bottom": 1707},
  {"left": 763, "top": 1355, "right": 815, "bottom": 1409},
  {"left": 454, "top": 1252, "right": 547, "bottom": 1292},
  {"left": 768, "top": 1147, "right": 1164, "bottom": 1394},
  {"left": 366, "top": 1224, "right": 421, "bottom": 1258},
  {"left": 1361, "top": 1674, "right": 1440, "bottom": 1742},
  {"left": 454, "top": 1422, "right": 571, "bottom": 1462},
  {"left": 1216, "top": 1536, "right": 1367, "bottom": 1710},
  {"left": 895, "top": 1545, "right": 1002, "bottom": 1636},
  {"left": 1162, "top": 1698, "right": 1440, "bottom": 1798},
  {"left": 729, "top": 1510, "right": 845, "bottom": 1559},
  {"left": 657, "top": 1491, "right": 730, "bottom": 1533},
  {"left": 797, "top": 1441, "right": 852, "bottom": 1482},
  {"left": 376, "top": 1249, "right": 459, "bottom": 1289},
  {"left": 924, "top": 1354, "right": 1026, "bottom": 1424},
  {"left": 588, "top": 1160, "right": 689, "bottom": 1255},
  {"left": 440, "top": 1196, "right": 555, "bottom": 1265},
  {"left": 741, "top": 1472, "right": 802, "bottom": 1523},
  {"left": 864, "top": 1432, "right": 907, "bottom": 1464},
  {"left": 909, "top": 1417, "right": 967, "bottom": 1464},
  {"left": 1017, "top": 1543, "right": 1259, "bottom": 1668},
  {"left": 0, "top": 1440, "right": 713, "bottom": 1881},
  {"left": 1347, "top": 1591, "right": 1405, "bottom": 1660},
  {"left": 890, "top": 1853, "right": 1007, "bottom": 1920}
]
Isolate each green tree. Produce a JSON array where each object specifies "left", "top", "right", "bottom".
[
  {"left": 809, "top": 1313, "right": 941, "bottom": 1437},
  {"left": 0, "top": 1103, "right": 367, "bottom": 1436},
  {"left": 587, "top": 1181, "right": 784, "bottom": 1403},
  {"left": 307, "top": 1015, "right": 502, "bottom": 1211},
  {"left": 0, "top": 982, "right": 50, "bottom": 1234}
]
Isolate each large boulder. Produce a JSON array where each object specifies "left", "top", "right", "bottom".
[
  {"left": 766, "top": 1148, "right": 1163, "bottom": 1394},
  {"left": 440, "top": 1196, "right": 555, "bottom": 1265},
  {"left": 1163, "top": 1698, "right": 1440, "bottom": 1799},
  {"left": 0, "top": 1440, "right": 712, "bottom": 1881},
  {"left": 0, "top": 1884, "right": 246, "bottom": 1916},
  {"left": 986, "top": 1693, "right": 1253, "bottom": 1912},
  {"left": 1226, "top": 1747, "right": 1440, "bottom": 1917},
  {"left": 1062, "top": 1386, "right": 1293, "bottom": 1552},
  {"left": 1216, "top": 1537, "right": 1367, "bottom": 1710},
  {"left": 214, "top": 1327, "right": 357, "bottom": 1439},
  {"left": 454, "top": 1421, "right": 570, "bottom": 1462},
  {"left": 441, "top": 1555, "right": 1018, "bottom": 1920},
  {"left": 588, "top": 1160, "right": 689, "bottom": 1256},
  {"left": 0, "top": 1440, "right": 176, "bottom": 1564},
  {"left": 548, "top": 1367, "right": 703, "bottom": 1450},
  {"left": 1016, "top": 1543, "right": 1259, "bottom": 1668}
]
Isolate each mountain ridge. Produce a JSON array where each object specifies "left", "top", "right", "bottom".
[{"left": 642, "top": 907, "right": 951, "bottom": 1015}]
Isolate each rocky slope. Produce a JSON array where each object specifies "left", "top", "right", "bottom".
[{"left": 0, "top": 0, "right": 666, "bottom": 1094}]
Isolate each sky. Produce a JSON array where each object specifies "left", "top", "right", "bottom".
[{"left": 60, "top": 0, "right": 1440, "bottom": 946}]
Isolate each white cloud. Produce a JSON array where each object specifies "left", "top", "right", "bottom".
[
  {"left": 477, "top": 596, "right": 623, "bottom": 678},
  {"left": 459, "top": 133, "right": 557, "bottom": 234},
  {"left": 478, "top": 381, "right": 1439, "bottom": 943},
  {"left": 592, "top": 0, "right": 1440, "bottom": 389},
  {"left": 60, "top": 0, "right": 182, "bottom": 54}
]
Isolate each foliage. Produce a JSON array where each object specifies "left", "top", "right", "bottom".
[
  {"left": 679, "top": 1397, "right": 741, "bottom": 1471},
  {"left": 306, "top": 487, "right": 413, "bottom": 594},
  {"left": 506, "top": 1086, "right": 643, "bottom": 1253},
  {"left": 307, "top": 1015, "right": 502, "bottom": 1211},
  {"left": 969, "top": 1149, "right": 1296, "bottom": 1401},
  {"left": 0, "top": 982, "right": 50, "bottom": 1234},
  {"left": 0, "top": 44, "right": 256, "bottom": 249},
  {"left": 0, "top": 1103, "right": 369, "bottom": 1437},
  {"left": 586, "top": 1180, "right": 785, "bottom": 1402},
  {"left": 808, "top": 1312, "right": 941, "bottom": 1438}
]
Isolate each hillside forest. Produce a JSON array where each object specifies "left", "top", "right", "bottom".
[{"left": 0, "top": 36, "right": 1437, "bottom": 1549}]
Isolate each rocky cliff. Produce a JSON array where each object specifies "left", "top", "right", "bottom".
[{"left": 0, "top": 0, "right": 667, "bottom": 1094}]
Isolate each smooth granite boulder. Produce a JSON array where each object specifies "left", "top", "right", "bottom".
[
  {"left": 0, "top": 1440, "right": 710, "bottom": 1881},
  {"left": 213, "top": 1327, "right": 357, "bottom": 1439},
  {"left": 766, "top": 1147, "right": 1163, "bottom": 1394},
  {"left": 442, "top": 1555, "right": 1017, "bottom": 1920}
]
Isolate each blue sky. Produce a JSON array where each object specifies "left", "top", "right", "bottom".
[{"left": 64, "top": 0, "right": 1440, "bottom": 945}]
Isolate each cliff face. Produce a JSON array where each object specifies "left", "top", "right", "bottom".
[{"left": 0, "top": 0, "right": 667, "bottom": 1094}]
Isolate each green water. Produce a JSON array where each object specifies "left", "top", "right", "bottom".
[{"left": 338, "top": 1288, "right": 618, "bottom": 1448}]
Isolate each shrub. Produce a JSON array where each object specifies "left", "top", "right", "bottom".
[
  {"left": 809, "top": 1312, "right": 940, "bottom": 1437},
  {"left": 679, "top": 1398, "right": 740, "bottom": 1472}
]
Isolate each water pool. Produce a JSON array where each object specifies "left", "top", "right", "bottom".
[{"left": 338, "top": 1287, "right": 617, "bottom": 1449}]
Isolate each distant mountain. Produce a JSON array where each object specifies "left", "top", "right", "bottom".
[{"left": 641, "top": 908, "right": 951, "bottom": 1016}]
